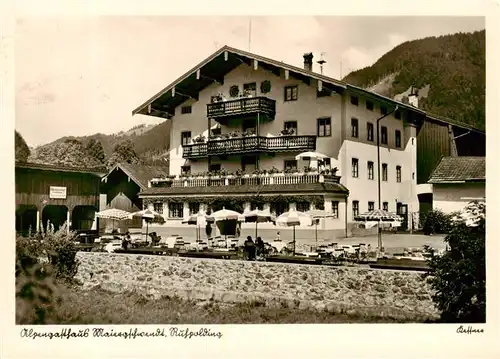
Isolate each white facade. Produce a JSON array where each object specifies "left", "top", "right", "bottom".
[
  {"left": 166, "top": 63, "right": 417, "bottom": 223},
  {"left": 433, "top": 183, "right": 485, "bottom": 214}
]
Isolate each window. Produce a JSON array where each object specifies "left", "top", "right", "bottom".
[
  {"left": 352, "top": 201, "right": 359, "bottom": 218},
  {"left": 382, "top": 163, "right": 388, "bottom": 181},
  {"left": 181, "top": 166, "right": 191, "bottom": 176},
  {"left": 380, "top": 106, "right": 388, "bottom": 115},
  {"left": 322, "top": 158, "right": 331, "bottom": 169},
  {"left": 284, "top": 85, "right": 298, "bottom": 101},
  {"left": 366, "top": 101, "right": 374, "bottom": 111},
  {"left": 395, "top": 130, "right": 402, "bottom": 148},
  {"left": 181, "top": 131, "right": 191, "bottom": 146},
  {"left": 395, "top": 110, "right": 401, "bottom": 120},
  {"left": 243, "top": 82, "right": 257, "bottom": 97},
  {"left": 351, "top": 158, "right": 359, "bottom": 178},
  {"left": 317, "top": 117, "right": 332, "bottom": 137},
  {"left": 381, "top": 126, "right": 388, "bottom": 145},
  {"left": 153, "top": 202, "right": 164, "bottom": 214},
  {"left": 241, "top": 156, "right": 257, "bottom": 172},
  {"left": 332, "top": 201, "right": 339, "bottom": 218},
  {"left": 181, "top": 105, "right": 192, "bottom": 114},
  {"left": 209, "top": 164, "right": 221, "bottom": 172},
  {"left": 367, "top": 161, "right": 374, "bottom": 180},
  {"left": 296, "top": 202, "right": 310, "bottom": 212},
  {"left": 383, "top": 202, "right": 388, "bottom": 211},
  {"left": 211, "top": 127, "right": 221, "bottom": 137},
  {"left": 271, "top": 202, "right": 289, "bottom": 216},
  {"left": 350, "top": 96, "right": 359, "bottom": 106},
  {"left": 351, "top": 118, "right": 359, "bottom": 138},
  {"left": 367, "top": 122, "right": 374, "bottom": 141},
  {"left": 250, "top": 202, "right": 264, "bottom": 211},
  {"left": 168, "top": 203, "right": 183, "bottom": 218},
  {"left": 284, "top": 121, "right": 297, "bottom": 134},
  {"left": 284, "top": 160, "right": 297, "bottom": 170},
  {"left": 242, "top": 119, "right": 256, "bottom": 133},
  {"left": 368, "top": 202, "right": 375, "bottom": 211},
  {"left": 189, "top": 203, "right": 200, "bottom": 215},
  {"left": 396, "top": 166, "right": 402, "bottom": 183}
]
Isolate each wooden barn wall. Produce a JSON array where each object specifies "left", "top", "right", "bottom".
[
  {"left": 101, "top": 169, "right": 142, "bottom": 210},
  {"left": 15, "top": 168, "right": 100, "bottom": 210},
  {"left": 453, "top": 128, "right": 486, "bottom": 156},
  {"left": 416, "top": 121, "right": 451, "bottom": 184}
]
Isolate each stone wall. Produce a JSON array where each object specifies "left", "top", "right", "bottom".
[{"left": 75, "top": 252, "right": 439, "bottom": 321}]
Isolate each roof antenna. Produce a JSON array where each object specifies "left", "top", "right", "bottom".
[
  {"left": 317, "top": 52, "right": 327, "bottom": 75},
  {"left": 248, "top": 17, "right": 252, "bottom": 51}
]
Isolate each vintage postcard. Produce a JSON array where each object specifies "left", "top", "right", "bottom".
[{"left": 1, "top": 0, "right": 498, "bottom": 358}]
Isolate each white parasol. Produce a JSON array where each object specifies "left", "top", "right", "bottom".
[
  {"left": 306, "top": 209, "right": 337, "bottom": 248},
  {"left": 243, "top": 209, "right": 276, "bottom": 239},
  {"left": 96, "top": 208, "right": 131, "bottom": 232},
  {"left": 182, "top": 212, "right": 215, "bottom": 241},
  {"left": 129, "top": 209, "right": 165, "bottom": 240},
  {"left": 276, "top": 209, "right": 313, "bottom": 255}
]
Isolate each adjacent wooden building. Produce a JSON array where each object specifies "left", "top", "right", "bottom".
[{"left": 15, "top": 162, "right": 106, "bottom": 234}]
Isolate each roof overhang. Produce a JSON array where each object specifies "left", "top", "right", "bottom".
[
  {"left": 101, "top": 163, "right": 147, "bottom": 190},
  {"left": 15, "top": 162, "right": 106, "bottom": 177},
  {"left": 132, "top": 45, "right": 347, "bottom": 119}
]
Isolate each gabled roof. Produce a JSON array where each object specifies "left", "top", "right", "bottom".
[
  {"left": 133, "top": 45, "right": 484, "bottom": 134},
  {"left": 132, "top": 45, "right": 347, "bottom": 117},
  {"left": 428, "top": 157, "right": 485, "bottom": 184},
  {"left": 15, "top": 161, "right": 107, "bottom": 176},
  {"left": 102, "top": 162, "right": 169, "bottom": 190}
]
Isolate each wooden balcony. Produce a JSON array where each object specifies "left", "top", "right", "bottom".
[
  {"left": 182, "top": 135, "right": 316, "bottom": 159},
  {"left": 206, "top": 97, "right": 276, "bottom": 120},
  {"left": 151, "top": 173, "right": 341, "bottom": 188}
]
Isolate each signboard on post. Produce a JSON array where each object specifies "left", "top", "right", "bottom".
[{"left": 49, "top": 186, "right": 67, "bottom": 199}]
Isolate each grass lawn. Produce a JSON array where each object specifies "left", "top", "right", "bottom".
[{"left": 20, "top": 284, "right": 415, "bottom": 324}]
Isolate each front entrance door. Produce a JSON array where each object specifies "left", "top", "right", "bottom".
[{"left": 397, "top": 203, "right": 408, "bottom": 231}]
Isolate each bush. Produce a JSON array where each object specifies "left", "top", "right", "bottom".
[
  {"left": 422, "top": 209, "right": 453, "bottom": 235},
  {"left": 423, "top": 201, "right": 486, "bottom": 323},
  {"left": 15, "top": 222, "right": 80, "bottom": 324},
  {"left": 16, "top": 236, "right": 61, "bottom": 324},
  {"left": 40, "top": 222, "right": 80, "bottom": 282}
]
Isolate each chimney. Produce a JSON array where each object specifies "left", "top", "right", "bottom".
[
  {"left": 303, "top": 52, "right": 314, "bottom": 72},
  {"left": 408, "top": 85, "right": 419, "bottom": 108}
]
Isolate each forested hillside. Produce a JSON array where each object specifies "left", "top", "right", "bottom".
[{"left": 343, "top": 30, "right": 485, "bottom": 131}]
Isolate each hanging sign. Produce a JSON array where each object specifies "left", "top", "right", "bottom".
[{"left": 49, "top": 186, "right": 67, "bottom": 199}]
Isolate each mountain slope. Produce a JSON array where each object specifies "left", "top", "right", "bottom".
[
  {"left": 29, "top": 120, "right": 171, "bottom": 168},
  {"left": 343, "top": 30, "right": 485, "bottom": 131}
]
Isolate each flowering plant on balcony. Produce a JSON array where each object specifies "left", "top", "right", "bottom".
[
  {"left": 242, "top": 129, "right": 256, "bottom": 137},
  {"left": 320, "top": 167, "right": 339, "bottom": 175},
  {"left": 280, "top": 128, "right": 295, "bottom": 136},
  {"left": 303, "top": 166, "right": 319, "bottom": 173},
  {"left": 192, "top": 135, "right": 206, "bottom": 143}
]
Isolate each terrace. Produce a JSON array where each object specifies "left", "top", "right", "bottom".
[{"left": 148, "top": 169, "right": 341, "bottom": 188}]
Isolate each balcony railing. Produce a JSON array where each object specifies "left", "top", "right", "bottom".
[
  {"left": 150, "top": 173, "right": 341, "bottom": 188},
  {"left": 207, "top": 97, "right": 276, "bottom": 119},
  {"left": 182, "top": 135, "right": 316, "bottom": 159}
]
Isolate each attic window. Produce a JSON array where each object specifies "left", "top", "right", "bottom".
[
  {"left": 366, "top": 101, "right": 374, "bottom": 111},
  {"left": 350, "top": 96, "right": 359, "bottom": 106},
  {"left": 395, "top": 110, "right": 402, "bottom": 120},
  {"left": 380, "top": 106, "right": 388, "bottom": 115},
  {"left": 181, "top": 105, "right": 192, "bottom": 114}
]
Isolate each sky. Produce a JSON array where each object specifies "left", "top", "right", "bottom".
[{"left": 15, "top": 16, "right": 485, "bottom": 147}]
